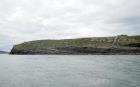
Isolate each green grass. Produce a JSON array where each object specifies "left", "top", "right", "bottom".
[{"left": 14, "top": 35, "right": 140, "bottom": 51}]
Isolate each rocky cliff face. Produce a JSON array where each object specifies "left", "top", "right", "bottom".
[{"left": 10, "top": 47, "right": 140, "bottom": 55}]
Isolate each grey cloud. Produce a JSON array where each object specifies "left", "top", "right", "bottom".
[
  {"left": 117, "top": 17, "right": 140, "bottom": 25},
  {"left": 0, "top": 35, "right": 13, "bottom": 51},
  {"left": 0, "top": 0, "right": 140, "bottom": 51}
]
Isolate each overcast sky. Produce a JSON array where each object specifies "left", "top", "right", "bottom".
[{"left": 0, "top": 0, "right": 140, "bottom": 51}]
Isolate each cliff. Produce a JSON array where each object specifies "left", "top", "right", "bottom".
[{"left": 10, "top": 35, "right": 140, "bottom": 55}]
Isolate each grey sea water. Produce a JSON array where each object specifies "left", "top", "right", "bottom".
[{"left": 0, "top": 54, "right": 140, "bottom": 87}]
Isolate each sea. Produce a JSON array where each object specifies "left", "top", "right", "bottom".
[{"left": 0, "top": 54, "right": 140, "bottom": 87}]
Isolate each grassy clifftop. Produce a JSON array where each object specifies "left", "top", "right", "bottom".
[{"left": 13, "top": 35, "right": 140, "bottom": 51}]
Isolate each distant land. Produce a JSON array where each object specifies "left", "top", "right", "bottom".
[
  {"left": 0, "top": 51, "right": 8, "bottom": 54},
  {"left": 10, "top": 35, "right": 140, "bottom": 55}
]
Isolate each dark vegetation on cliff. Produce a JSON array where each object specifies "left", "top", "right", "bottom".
[{"left": 10, "top": 35, "right": 140, "bottom": 55}]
